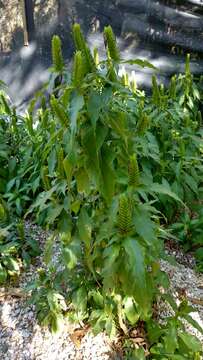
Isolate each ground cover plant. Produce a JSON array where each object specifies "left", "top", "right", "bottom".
[
  {"left": 0, "top": 91, "right": 41, "bottom": 283},
  {"left": 0, "top": 25, "right": 202, "bottom": 359}
]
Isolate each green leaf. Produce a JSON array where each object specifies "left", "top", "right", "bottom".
[
  {"left": 75, "top": 167, "right": 90, "bottom": 195},
  {"left": 195, "top": 248, "right": 203, "bottom": 261},
  {"left": 95, "top": 122, "right": 108, "bottom": 151},
  {"left": 51, "top": 313, "right": 64, "bottom": 333},
  {"left": 51, "top": 97, "right": 69, "bottom": 127},
  {"left": 22, "top": 250, "right": 31, "bottom": 267},
  {"left": 63, "top": 156, "right": 73, "bottom": 185},
  {"left": 82, "top": 125, "right": 101, "bottom": 187},
  {"left": 87, "top": 88, "right": 112, "bottom": 130},
  {"left": 69, "top": 91, "right": 84, "bottom": 135},
  {"left": 102, "top": 244, "right": 120, "bottom": 291},
  {"left": 108, "top": 112, "right": 128, "bottom": 146},
  {"left": 150, "top": 182, "right": 185, "bottom": 206},
  {"left": 162, "top": 355, "right": 185, "bottom": 360},
  {"left": 77, "top": 208, "right": 92, "bottom": 249},
  {"left": 91, "top": 311, "right": 107, "bottom": 334},
  {"left": 184, "top": 173, "right": 198, "bottom": 194},
  {"left": 133, "top": 204, "right": 157, "bottom": 247},
  {"left": 123, "top": 237, "right": 151, "bottom": 318},
  {"left": 131, "top": 348, "right": 146, "bottom": 360},
  {"left": 89, "top": 290, "right": 104, "bottom": 308},
  {"left": 47, "top": 204, "right": 63, "bottom": 224},
  {"left": 102, "top": 244, "right": 120, "bottom": 270},
  {"left": 87, "top": 91, "right": 103, "bottom": 129},
  {"left": 8, "top": 158, "right": 16, "bottom": 174},
  {"left": 121, "top": 58, "right": 157, "bottom": 70},
  {"left": 123, "top": 296, "right": 140, "bottom": 325},
  {"left": 105, "top": 317, "right": 117, "bottom": 339},
  {"left": 3, "top": 257, "right": 20, "bottom": 273},
  {"left": 164, "top": 321, "right": 178, "bottom": 353},
  {"left": 57, "top": 210, "right": 72, "bottom": 233},
  {"left": 100, "top": 145, "right": 115, "bottom": 203},
  {"left": 62, "top": 246, "right": 77, "bottom": 269},
  {"left": 48, "top": 149, "right": 57, "bottom": 174},
  {"left": 147, "top": 320, "right": 164, "bottom": 344},
  {"left": 183, "top": 314, "right": 203, "bottom": 336},
  {"left": 32, "top": 176, "right": 40, "bottom": 194},
  {"left": 44, "top": 234, "right": 55, "bottom": 265},
  {"left": 25, "top": 186, "right": 57, "bottom": 216},
  {"left": 72, "top": 286, "right": 87, "bottom": 317},
  {"left": 179, "top": 332, "right": 202, "bottom": 352},
  {"left": 71, "top": 199, "right": 81, "bottom": 214},
  {"left": 26, "top": 238, "right": 41, "bottom": 255},
  {"left": 0, "top": 264, "right": 7, "bottom": 283}
]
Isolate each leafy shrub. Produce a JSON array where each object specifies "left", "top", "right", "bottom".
[
  {"left": 0, "top": 24, "right": 202, "bottom": 358},
  {"left": 0, "top": 90, "right": 19, "bottom": 194},
  {"left": 29, "top": 266, "right": 66, "bottom": 333},
  {"left": 0, "top": 91, "right": 41, "bottom": 283},
  {"left": 22, "top": 25, "right": 202, "bottom": 358},
  {"left": 170, "top": 208, "right": 203, "bottom": 272},
  {"left": 126, "top": 299, "right": 203, "bottom": 359},
  {"left": 0, "top": 213, "right": 40, "bottom": 283}
]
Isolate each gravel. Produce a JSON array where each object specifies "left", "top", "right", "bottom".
[
  {"left": 0, "top": 296, "right": 111, "bottom": 360},
  {"left": 160, "top": 259, "right": 203, "bottom": 341},
  {"left": 0, "top": 222, "right": 202, "bottom": 359}
]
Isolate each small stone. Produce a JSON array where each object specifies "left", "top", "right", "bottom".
[{"left": 1, "top": 342, "right": 9, "bottom": 353}]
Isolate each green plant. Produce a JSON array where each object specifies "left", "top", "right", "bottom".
[
  {"left": 0, "top": 95, "right": 41, "bottom": 282},
  {"left": 29, "top": 266, "right": 66, "bottom": 333},
  {"left": 1, "top": 23, "right": 202, "bottom": 358},
  {"left": 0, "top": 213, "right": 41, "bottom": 283},
  {"left": 23, "top": 25, "right": 161, "bottom": 332},
  {"left": 148, "top": 58, "right": 202, "bottom": 188},
  {"left": 170, "top": 209, "right": 203, "bottom": 272},
  {"left": 171, "top": 211, "right": 203, "bottom": 250},
  {"left": 124, "top": 299, "right": 203, "bottom": 359},
  {"left": 23, "top": 24, "right": 203, "bottom": 359},
  {"left": 147, "top": 299, "right": 203, "bottom": 359},
  {"left": 0, "top": 91, "right": 19, "bottom": 195}
]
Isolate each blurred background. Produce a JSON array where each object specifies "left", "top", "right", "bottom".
[{"left": 0, "top": 0, "right": 203, "bottom": 108}]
